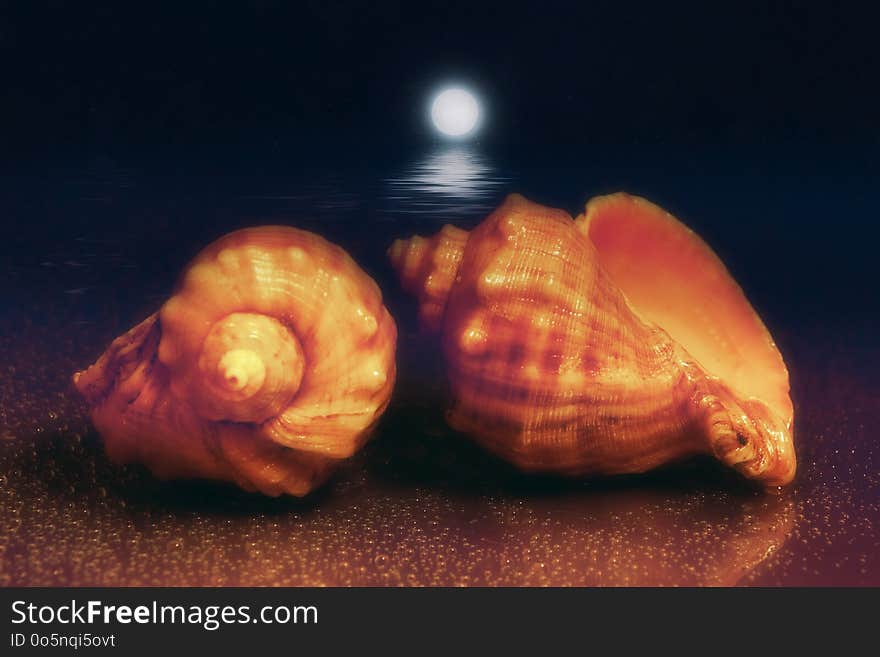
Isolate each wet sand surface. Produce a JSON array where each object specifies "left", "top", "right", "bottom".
[{"left": 1, "top": 151, "right": 877, "bottom": 585}]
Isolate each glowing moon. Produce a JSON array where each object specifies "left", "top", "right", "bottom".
[{"left": 430, "top": 88, "right": 481, "bottom": 137}]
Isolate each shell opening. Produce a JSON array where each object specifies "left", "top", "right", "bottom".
[
  {"left": 577, "top": 193, "right": 795, "bottom": 484},
  {"left": 576, "top": 194, "right": 792, "bottom": 428}
]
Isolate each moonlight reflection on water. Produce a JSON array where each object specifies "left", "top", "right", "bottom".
[{"left": 385, "top": 147, "right": 511, "bottom": 218}]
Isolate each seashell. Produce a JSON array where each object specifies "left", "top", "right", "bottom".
[
  {"left": 74, "top": 226, "right": 397, "bottom": 496},
  {"left": 389, "top": 193, "right": 795, "bottom": 486}
]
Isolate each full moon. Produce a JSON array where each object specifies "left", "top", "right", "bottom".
[{"left": 430, "top": 87, "right": 481, "bottom": 137}]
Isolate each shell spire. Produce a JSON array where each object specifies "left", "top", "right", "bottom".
[
  {"left": 388, "top": 224, "right": 469, "bottom": 332},
  {"left": 390, "top": 193, "right": 796, "bottom": 487}
]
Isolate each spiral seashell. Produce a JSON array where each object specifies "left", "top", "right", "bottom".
[
  {"left": 74, "top": 226, "right": 397, "bottom": 496},
  {"left": 389, "top": 193, "right": 795, "bottom": 487}
]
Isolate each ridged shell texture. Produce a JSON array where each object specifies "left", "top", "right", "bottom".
[
  {"left": 74, "top": 226, "right": 397, "bottom": 496},
  {"left": 389, "top": 193, "right": 795, "bottom": 486}
]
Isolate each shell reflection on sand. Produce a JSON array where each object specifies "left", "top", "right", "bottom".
[
  {"left": 385, "top": 147, "right": 510, "bottom": 217},
  {"left": 477, "top": 491, "right": 797, "bottom": 586}
]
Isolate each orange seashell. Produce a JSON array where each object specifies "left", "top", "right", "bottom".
[
  {"left": 389, "top": 193, "right": 795, "bottom": 487},
  {"left": 74, "top": 226, "right": 397, "bottom": 496}
]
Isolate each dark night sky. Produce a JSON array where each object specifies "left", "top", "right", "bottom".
[{"left": 3, "top": 0, "right": 880, "bottom": 157}]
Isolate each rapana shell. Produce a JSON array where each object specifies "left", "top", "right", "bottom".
[
  {"left": 74, "top": 226, "right": 397, "bottom": 496},
  {"left": 389, "top": 193, "right": 795, "bottom": 487}
]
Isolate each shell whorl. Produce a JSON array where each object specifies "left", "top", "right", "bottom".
[
  {"left": 157, "top": 226, "right": 396, "bottom": 442},
  {"left": 191, "top": 312, "right": 305, "bottom": 423}
]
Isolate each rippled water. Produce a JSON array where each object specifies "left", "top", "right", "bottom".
[{"left": 385, "top": 146, "right": 511, "bottom": 216}]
